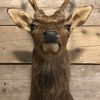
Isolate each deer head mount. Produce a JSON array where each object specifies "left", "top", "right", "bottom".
[{"left": 8, "top": 0, "right": 93, "bottom": 58}]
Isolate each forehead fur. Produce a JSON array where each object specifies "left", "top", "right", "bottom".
[{"left": 34, "top": 15, "right": 66, "bottom": 24}]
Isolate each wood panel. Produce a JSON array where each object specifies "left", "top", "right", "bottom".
[
  {"left": 0, "top": 65, "right": 100, "bottom": 100},
  {"left": 0, "top": 0, "right": 100, "bottom": 100},
  {"left": 0, "top": 8, "right": 14, "bottom": 25},
  {"left": 0, "top": 65, "right": 31, "bottom": 100},
  {"left": 0, "top": 0, "right": 100, "bottom": 8},
  {"left": 0, "top": 8, "right": 100, "bottom": 25},
  {"left": 0, "top": 26, "right": 100, "bottom": 63}
]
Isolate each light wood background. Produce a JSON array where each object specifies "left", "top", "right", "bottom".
[{"left": 0, "top": 0, "right": 100, "bottom": 100}]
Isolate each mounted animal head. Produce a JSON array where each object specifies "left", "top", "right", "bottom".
[{"left": 8, "top": 0, "right": 93, "bottom": 58}]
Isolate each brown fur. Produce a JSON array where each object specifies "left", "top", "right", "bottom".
[
  {"left": 29, "top": 49, "right": 73, "bottom": 100},
  {"left": 29, "top": 18, "right": 73, "bottom": 100},
  {"left": 7, "top": 0, "right": 93, "bottom": 100}
]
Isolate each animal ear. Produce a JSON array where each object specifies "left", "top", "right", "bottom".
[
  {"left": 8, "top": 9, "right": 33, "bottom": 31},
  {"left": 68, "top": 6, "right": 93, "bottom": 28}
]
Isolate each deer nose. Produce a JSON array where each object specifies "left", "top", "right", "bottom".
[{"left": 43, "top": 31, "right": 60, "bottom": 43}]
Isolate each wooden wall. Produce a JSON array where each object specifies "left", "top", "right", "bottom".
[{"left": 0, "top": 0, "right": 100, "bottom": 100}]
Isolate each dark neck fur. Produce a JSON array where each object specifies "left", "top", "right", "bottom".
[
  {"left": 29, "top": 49, "right": 73, "bottom": 100},
  {"left": 32, "top": 49, "right": 70, "bottom": 91}
]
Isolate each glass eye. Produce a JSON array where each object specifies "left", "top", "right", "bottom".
[
  {"left": 64, "top": 24, "right": 71, "bottom": 32},
  {"left": 30, "top": 22, "right": 37, "bottom": 31}
]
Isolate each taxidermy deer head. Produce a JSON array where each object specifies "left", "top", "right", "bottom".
[
  {"left": 8, "top": 0, "right": 93, "bottom": 100},
  {"left": 8, "top": 0, "right": 93, "bottom": 59}
]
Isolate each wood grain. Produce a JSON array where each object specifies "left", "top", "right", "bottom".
[
  {"left": 0, "top": 8, "right": 100, "bottom": 25},
  {"left": 0, "top": 0, "right": 100, "bottom": 8},
  {"left": 0, "top": 26, "right": 100, "bottom": 63},
  {"left": 0, "top": 65, "right": 100, "bottom": 100},
  {"left": 0, "top": 0, "right": 100, "bottom": 100}
]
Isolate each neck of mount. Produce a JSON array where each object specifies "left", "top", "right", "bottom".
[{"left": 32, "top": 49, "right": 70, "bottom": 91}]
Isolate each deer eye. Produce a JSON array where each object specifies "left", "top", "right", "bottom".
[
  {"left": 30, "top": 22, "right": 38, "bottom": 31},
  {"left": 64, "top": 24, "right": 71, "bottom": 32}
]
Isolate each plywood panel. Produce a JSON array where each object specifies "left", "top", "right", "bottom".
[
  {"left": 0, "top": 8, "right": 14, "bottom": 25},
  {"left": 0, "top": 65, "right": 31, "bottom": 100},
  {"left": 0, "top": 8, "right": 100, "bottom": 25},
  {"left": 0, "top": 65, "right": 31, "bottom": 80},
  {"left": 70, "top": 65, "right": 100, "bottom": 100},
  {"left": 0, "top": 0, "right": 100, "bottom": 8},
  {"left": 0, "top": 65, "right": 100, "bottom": 100},
  {"left": 0, "top": 26, "right": 100, "bottom": 63},
  {"left": 0, "top": 80, "right": 30, "bottom": 100}
]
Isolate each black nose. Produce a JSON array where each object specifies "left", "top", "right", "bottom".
[{"left": 43, "top": 31, "right": 59, "bottom": 43}]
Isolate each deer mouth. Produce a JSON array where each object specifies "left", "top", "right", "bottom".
[{"left": 42, "top": 43, "right": 61, "bottom": 53}]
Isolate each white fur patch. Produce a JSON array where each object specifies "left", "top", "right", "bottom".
[{"left": 42, "top": 43, "right": 60, "bottom": 53}]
